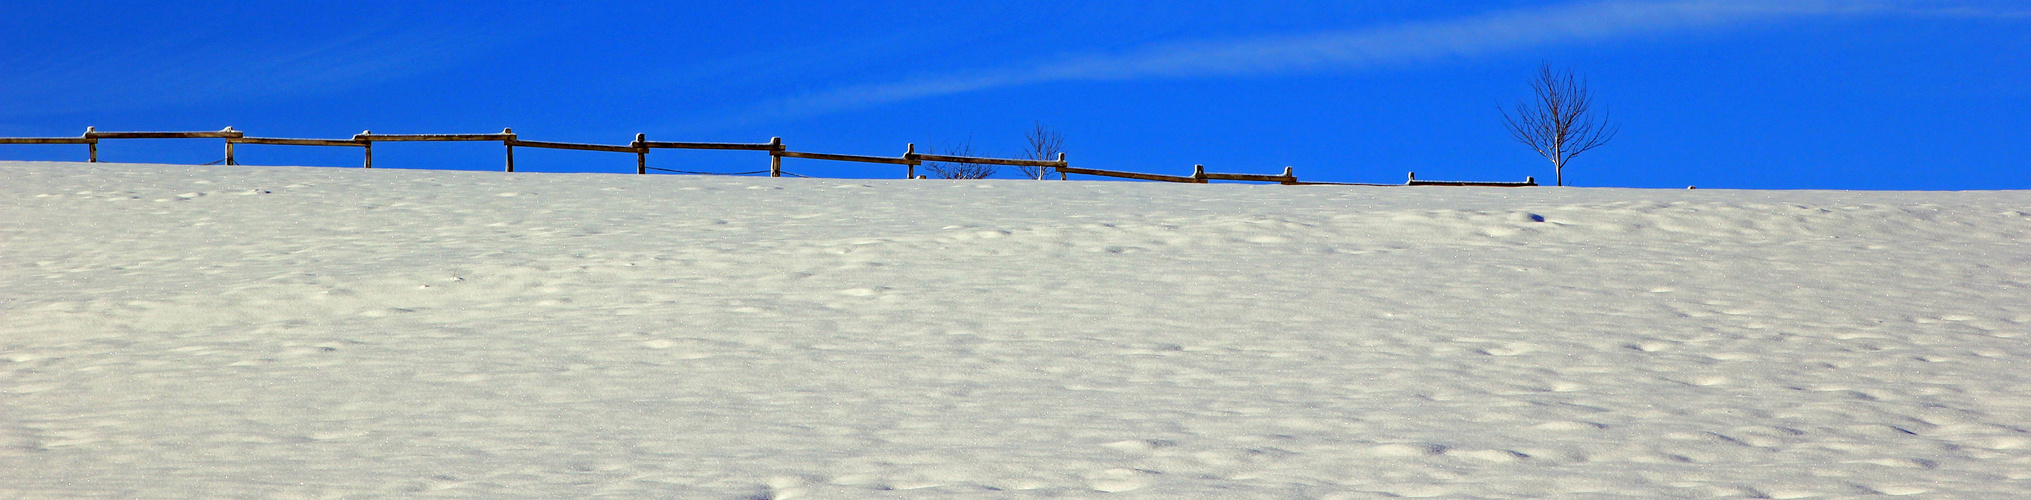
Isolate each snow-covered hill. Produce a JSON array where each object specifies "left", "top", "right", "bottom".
[{"left": 3, "top": 161, "right": 2028, "bottom": 498}]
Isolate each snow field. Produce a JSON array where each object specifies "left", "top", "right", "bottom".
[{"left": 2, "top": 162, "right": 2029, "bottom": 498}]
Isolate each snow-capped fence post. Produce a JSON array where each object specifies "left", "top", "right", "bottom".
[
  {"left": 769, "top": 137, "right": 783, "bottom": 177},
  {"left": 633, "top": 134, "right": 648, "bottom": 175},
  {"left": 503, "top": 128, "right": 516, "bottom": 172},
  {"left": 362, "top": 131, "right": 372, "bottom": 168}
]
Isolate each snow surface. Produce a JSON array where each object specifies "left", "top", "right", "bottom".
[{"left": 3, "top": 161, "right": 2029, "bottom": 498}]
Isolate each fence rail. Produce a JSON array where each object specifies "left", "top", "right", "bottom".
[
  {"left": 911, "top": 153, "right": 1065, "bottom": 168},
  {"left": 0, "top": 137, "right": 97, "bottom": 145},
  {"left": 1197, "top": 165, "right": 1297, "bottom": 185},
  {"left": 773, "top": 150, "right": 919, "bottom": 166},
  {"left": 639, "top": 139, "right": 781, "bottom": 151},
  {"left": 1, "top": 126, "right": 1538, "bottom": 186},
  {"left": 87, "top": 128, "right": 243, "bottom": 140},
  {"left": 231, "top": 137, "right": 366, "bottom": 147},
  {"left": 1405, "top": 171, "right": 1537, "bottom": 187},
  {"left": 506, "top": 139, "right": 641, "bottom": 153},
  {"left": 1056, "top": 165, "right": 1205, "bottom": 184},
  {"left": 354, "top": 131, "right": 515, "bottom": 142}
]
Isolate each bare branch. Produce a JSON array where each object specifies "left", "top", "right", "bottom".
[
  {"left": 1017, "top": 122, "right": 1065, "bottom": 180},
  {"left": 1501, "top": 62, "right": 1617, "bottom": 186},
  {"left": 923, "top": 140, "right": 998, "bottom": 179}
]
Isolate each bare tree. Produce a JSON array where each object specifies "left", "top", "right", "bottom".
[
  {"left": 1502, "top": 63, "right": 1618, "bottom": 187},
  {"left": 923, "top": 141, "right": 997, "bottom": 179},
  {"left": 1016, "top": 122, "right": 1065, "bottom": 180}
]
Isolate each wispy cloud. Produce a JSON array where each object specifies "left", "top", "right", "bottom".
[
  {"left": 1, "top": 22, "right": 498, "bottom": 119},
  {"left": 754, "top": 0, "right": 2020, "bottom": 120}
]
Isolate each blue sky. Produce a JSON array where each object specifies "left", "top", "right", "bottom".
[{"left": 2, "top": 0, "right": 2027, "bottom": 189}]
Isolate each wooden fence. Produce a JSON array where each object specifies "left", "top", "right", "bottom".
[{"left": 0, "top": 126, "right": 1537, "bottom": 187}]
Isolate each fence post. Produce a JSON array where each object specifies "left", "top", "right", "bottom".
[
  {"left": 634, "top": 133, "right": 647, "bottom": 175},
  {"left": 362, "top": 131, "right": 373, "bottom": 168},
  {"left": 769, "top": 137, "right": 783, "bottom": 177},
  {"left": 503, "top": 128, "right": 515, "bottom": 172},
  {"left": 1192, "top": 164, "right": 1206, "bottom": 182},
  {"left": 224, "top": 127, "right": 237, "bottom": 166},
  {"left": 86, "top": 127, "right": 97, "bottom": 162},
  {"left": 1058, "top": 152, "right": 1067, "bottom": 180},
  {"left": 905, "top": 143, "right": 915, "bottom": 179}
]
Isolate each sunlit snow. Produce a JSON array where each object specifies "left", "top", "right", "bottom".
[{"left": 3, "top": 161, "right": 2028, "bottom": 498}]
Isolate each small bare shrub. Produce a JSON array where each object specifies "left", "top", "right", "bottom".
[
  {"left": 1016, "top": 122, "right": 1065, "bottom": 180},
  {"left": 923, "top": 141, "right": 997, "bottom": 179}
]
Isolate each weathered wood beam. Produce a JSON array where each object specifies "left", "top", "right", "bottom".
[
  {"left": 1290, "top": 181, "right": 1399, "bottom": 186},
  {"left": 354, "top": 133, "right": 516, "bottom": 141},
  {"left": 769, "top": 138, "right": 783, "bottom": 177},
  {"left": 504, "top": 139, "right": 643, "bottom": 153},
  {"left": 1407, "top": 179, "right": 1538, "bottom": 187},
  {"left": 638, "top": 141, "right": 782, "bottom": 151},
  {"left": 1405, "top": 172, "right": 1538, "bottom": 187},
  {"left": 86, "top": 130, "right": 245, "bottom": 139},
  {"left": 772, "top": 150, "right": 919, "bottom": 166},
  {"left": 1201, "top": 169, "right": 1299, "bottom": 184},
  {"left": 0, "top": 138, "right": 96, "bottom": 144},
  {"left": 229, "top": 137, "right": 367, "bottom": 147},
  {"left": 1057, "top": 166, "right": 1206, "bottom": 184},
  {"left": 908, "top": 153, "right": 1066, "bottom": 168},
  {"left": 634, "top": 134, "right": 647, "bottom": 175}
]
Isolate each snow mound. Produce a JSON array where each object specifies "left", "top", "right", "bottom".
[{"left": 4, "top": 162, "right": 2029, "bottom": 498}]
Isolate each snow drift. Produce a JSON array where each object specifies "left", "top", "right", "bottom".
[{"left": 3, "top": 161, "right": 2028, "bottom": 498}]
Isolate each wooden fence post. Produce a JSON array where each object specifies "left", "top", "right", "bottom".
[
  {"left": 905, "top": 143, "right": 915, "bottom": 179},
  {"left": 634, "top": 133, "right": 647, "bottom": 174},
  {"left": 362, "top": 131, "right": 373, "bottom": 168},
  {"left": 769, "top": 137, "right": 783, "bottom": 177},
  {"left": 86, "top": 127, "right": 97, "bottom": 162},
  {"left": 224, "top": 127, "right": 237, "bottom": 165},
  {"left": 1059, "top": 152, "right": 1066, "bottom": 180},
  {"left": 503, "top": 128, "right": 515, "bottom": 172}
]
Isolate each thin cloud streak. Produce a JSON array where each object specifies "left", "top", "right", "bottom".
[
  {"left": 755, "top": 0, "right": 2011, "bottom": 120},
  {"left": 1, "top": 23, "right": 495, "bottom": 119}
]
